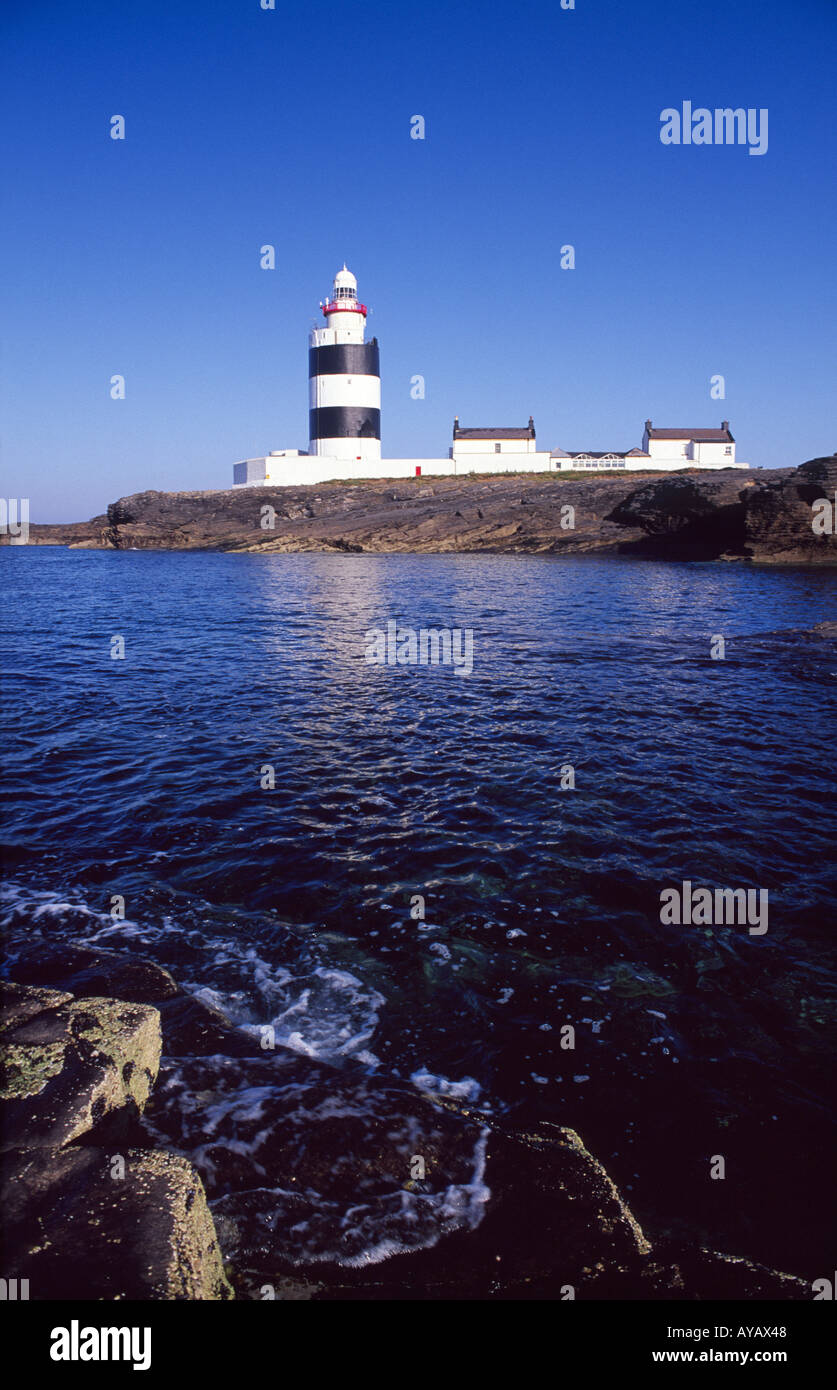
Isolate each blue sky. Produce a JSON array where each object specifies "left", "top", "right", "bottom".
[{"left": 2, "top": 0, "right": 835, "bottom": 521}]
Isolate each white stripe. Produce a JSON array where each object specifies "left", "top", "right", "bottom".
[{"left": 309, "top": 374, "right": 381, "bottom": 409}]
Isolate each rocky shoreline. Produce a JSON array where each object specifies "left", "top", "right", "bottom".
[
  {"left": 1, "top": 959, "right": 232, "bottom": 1301},
  {"left": 14, "top": 454, "right": 837, "bottom": 564},
  {"left": 0, "top": 943, "right": 812, "bottom": 1301}
]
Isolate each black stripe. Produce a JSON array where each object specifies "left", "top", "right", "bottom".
[
  {"left": 308, "top": 342, "right": 380, "bottom": 378},
  {"left": 309, "top": 407, "right": 381, "bottom": 441}
]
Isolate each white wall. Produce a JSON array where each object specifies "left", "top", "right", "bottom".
[
  {"left": 552, "top": 455, "right": 748, "bottom": 472},
  {"left": 453, "top": 438, "right": 537, "bottom": 455},
  {"left": 553, "top": 457, "right": 630, "bottom": 472},
  {"left": 233, "top": 448, "right": 749, "bottom": 488},
  {"left": 692, "top": 440, "right": 736, "bottom": 465},
  {"left": 647, "top": 437, "right": 690, "bottom": 461},
  {"left": 248, "top": 456, "right": 446, "bottom": 486},
  {"left": 308, "top": 438, "right": 382, "bottom": 466},
  {"left": 234, "top": 451, "right": 554, "bottom": 487},
  {"left": 450, "top": 449, "right": 552, "bottom": 473},
  {"left": 310, "top": 317, "right": 364, "bottom": 346}
]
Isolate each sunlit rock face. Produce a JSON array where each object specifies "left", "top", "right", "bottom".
[{"left": 743, "top": 455, "right": 837, "bottom": 564}]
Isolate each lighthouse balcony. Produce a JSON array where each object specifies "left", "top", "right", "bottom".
[{"left": 322, "top": 300, "right": 368, "bottom": 317}]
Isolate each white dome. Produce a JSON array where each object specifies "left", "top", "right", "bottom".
[{"left": 333, "top": 265, "right": 357, "bottom": 290}]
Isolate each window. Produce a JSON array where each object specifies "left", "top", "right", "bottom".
[
  {"left": 724, "top": 446, "right": 732, "bottom": 455},
  {"left": 495, "top": 442, "right": 501, "bottom": 453}
]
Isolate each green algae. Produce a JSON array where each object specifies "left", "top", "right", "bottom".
[
  {"left": 0, "top": 1041, "right": 66, "bottom": 1099},
  {"left": 600, "top": 963, "right": 676, "bottom": 998}
]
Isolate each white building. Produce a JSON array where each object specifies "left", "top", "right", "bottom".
[
  {"left": 233, "top": 268, "right": 750, "bottom": 486},
  {"left": 450, "top": 418, "right": 552, "bottom": 474},
  {"left": 641, "top": 420, "right": 746, "bottom": 469}
]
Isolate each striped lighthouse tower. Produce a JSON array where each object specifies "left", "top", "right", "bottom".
[{"left": 308, "top": 266, "right": 381, "bottom": 463}]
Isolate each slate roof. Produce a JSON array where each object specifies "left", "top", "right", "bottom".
[
  {"left": 646, "top": 426, "right": 734, "bottom": 443},
  {"left": 453, "top": 417, "right": 536, "bottom": 441}
]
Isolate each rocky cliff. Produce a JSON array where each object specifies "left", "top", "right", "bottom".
[{"left": 16, "top": 456, "right": 837, "bottom": 563}]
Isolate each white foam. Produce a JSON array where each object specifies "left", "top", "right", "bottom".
[
  {"left": 217, "top": 1126, "right": 492, "bottom": 1269},
  {"left": 0, "top": 882, "right": 384, "bottom": 1067},
  {"left": 410, "top": 1067, "right": 481, "bottom": 1102}
]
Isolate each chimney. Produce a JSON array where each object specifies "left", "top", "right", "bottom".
[
  {"left": 721, "top": 420, "right": 729, "bottom": 431},
  {"left": 453, "top": 415, "right": 459, "bottom": 437},
  {"left": 644, "top": 419, "right": 652, "bottom": 432},
  {"left": 528, "top": 415, "right": 534, "bottom": 433}
]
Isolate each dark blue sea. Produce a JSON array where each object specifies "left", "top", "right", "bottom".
[{"left": 2, "top": 548, "right": 835, "bottom": 1278}]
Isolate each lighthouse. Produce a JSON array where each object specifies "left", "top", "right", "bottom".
[{"left": 308, "top": 266, "right": 381, "bottom": 462}]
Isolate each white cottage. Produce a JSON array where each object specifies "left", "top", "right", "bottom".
[
  {"left": 449, "top": 417, "right": 553, "bottom": 474},
  {"left": 641, "top": 421, "right": 746, "bottom": 469}
]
